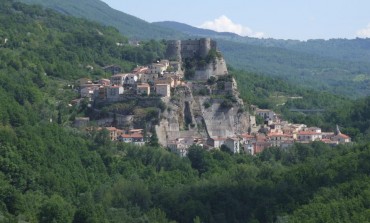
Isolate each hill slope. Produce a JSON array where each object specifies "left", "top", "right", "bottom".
[{"left": 16, "top": 0, "right": 184, "bottom": 39}]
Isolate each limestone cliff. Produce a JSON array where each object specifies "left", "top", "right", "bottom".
[
  {"left": 156, "top": 75, "right": 250, "bottom": 147},
  {"left": 156, "top": 38, "right": 249, "bottom": 147}
]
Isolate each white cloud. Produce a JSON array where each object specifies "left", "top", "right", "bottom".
[
  {"left": 356, "top": 23, "right": 370, "bottom": 38},
  {"left": 199, "top": 15, "right": 264, "bottom": 38}
]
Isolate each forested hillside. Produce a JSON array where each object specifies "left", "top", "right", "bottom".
[
  {"left": 16, "top": 0, "right": 184, "bottom": 39},
  {"left": 231, "top": 68, "right": 370, "bottom": 141},
  {"left": 1, "top": 1, "right": 370, "bottom": 222}
]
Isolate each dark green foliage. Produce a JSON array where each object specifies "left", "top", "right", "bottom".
[{"left": 0, "top": 1, "right": 370, "bottom": 223}]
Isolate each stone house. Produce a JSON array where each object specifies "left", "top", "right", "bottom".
[
  {"left": 224, "top": 137, "right": 240, "bottom": 153},
  {"left": 137, "top": 83, "right": 151, "bottom": 95},
  {"left": 110, "top": 74, "right": 127, "bottom": 86},
  {"left": 106, "top": 85, "right": 124, "bottom": 100},
  {"left": 155, "top": 83, "right": 171, "bottom": 97}
]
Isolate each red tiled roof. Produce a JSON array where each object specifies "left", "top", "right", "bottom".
[
  {"left": 120, "top": 133, "right": 143, "bottom": 139},
  {"left": 338, "top": 133, "right": 350, "bottom": 139}
]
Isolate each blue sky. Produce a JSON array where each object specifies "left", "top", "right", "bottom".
[{"left": 101, "top": 0, "right": 370, "bottom": 40}]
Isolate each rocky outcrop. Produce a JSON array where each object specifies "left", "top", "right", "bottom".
[
  {"left": 156, "top": 77, "right": 250, "bottom": 146},
  {"left": 194, "top": 57, "right": 228, "bottom": 80}
]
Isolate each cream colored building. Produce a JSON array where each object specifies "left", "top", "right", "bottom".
[{"left": 137, "top": 83, "right": 151, "bottom": 96}]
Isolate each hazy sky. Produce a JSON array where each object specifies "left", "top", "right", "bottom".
[{"left": 101, "top": 0, "right": 370, "bottom": 40}]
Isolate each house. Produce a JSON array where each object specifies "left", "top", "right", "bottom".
[
  {"left": 110, "top": 74, "right": 127, "bottom": 86},
  {"left": 106, "top": 85, "right": 124, "bottom": 100},
  {"left": 124, "top": 73, "right": 138, "bottom": 85},
  {"left": 332, "top": 125, "right": 351, "bottom": 143},
  {"left": 255, "top": 109, "right": 276, "bottom": 121},
  {"left": 103, "top": 65, "right": 122, "bottom": 75},
  {"left": 118, "top": 132, "right": 145, "bottom": 146},
  {"left": 141, "top": 73, "right": 159, "bottom": 83},
  {"left": 224, "top": 137, "right": 240, "bottom": 153},
  {"left": 207, "top": 137, "right": 226, "bottom": 148},
  {"left": 94, "top": 86, "right": 107, "bottom": 100},
  {"left": 105, "top": 127, "right": 123, "bottom": 141},
  {"left": 243, "top": 143, "right": 254, "bottom": 155},
  {"left": 155, "top": 77, "right": 175, "bottom": 88},
  {"left": 137, "top": 83, "right": 151, "bottom": 95},
  {"left": 253, "top": 141, "right": 273, "bottom": 154},
  {"left": 155, "top": 83, "right": 171, "bottom": 97},
  {"left": 297, "top": 131, "right": 322, "bottom": 142},
  {"left": 167, "top": 137, "right": 195, "bottom": 157},
  {"left": 267, "top": 133, "right": 293, "bottom": 147},
  {"left": 148, "top": 63, "right": 167, "bottom": 75}
]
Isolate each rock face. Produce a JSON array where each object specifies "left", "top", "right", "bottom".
[
  {"left": 156, "top": 77, "right": 250, "bottom": 147},
  {"left": 194, "top": 57, "right": 228, "bottom": 80},
  {"left": 157, "top": 38, "right": 249, "bottom": 148}
]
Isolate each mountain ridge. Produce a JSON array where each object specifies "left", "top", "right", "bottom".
[{"left": 16, "top": 0, "right": 185, "bottom": 39}]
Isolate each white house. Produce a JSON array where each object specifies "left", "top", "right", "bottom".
[
  {"left": 297, "top": 131, "right": 322, "bottom": 142},
  {"left": 124, "top": 73, "right": 138, "bottom": 85},
  {"left": 255, "top": 109, "right": 276, "bottom": 121}
]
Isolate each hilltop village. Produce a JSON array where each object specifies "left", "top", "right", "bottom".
[{"left": 72, "top": 38, "right": 351, "bottom": 157}]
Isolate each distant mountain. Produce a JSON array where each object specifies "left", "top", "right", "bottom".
[
  {"left": 155, "top": 21, "right": 370, "bottom": 63},
  {"left": 153, "top": 21, "right": 240, "bottom": 39},
  {"left": 156, "top": 21, "right": 370, "bottom": 98},
  {"left": 16, "top": 0, "right": 185, "bottom": 40}
]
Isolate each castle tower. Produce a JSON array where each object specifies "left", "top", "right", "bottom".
[
  {"left": 199, "top": 38, "right": 211, "bottom": 58},
  {"left": 165, "top": 40, "right": 182, "bottom": 61}
]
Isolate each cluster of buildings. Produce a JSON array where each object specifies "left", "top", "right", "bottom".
[
  {"left": 92, "top": 127, "right": 146, "bottom": 146},
  {"left": 74, "top": 59, "right": 184, "bottom": 103},
  {"left": 167, "top": 108, "right": 351, "bottom": 157}
]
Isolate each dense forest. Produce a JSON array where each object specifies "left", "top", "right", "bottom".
[{"left": 0, "top": 1, "right": 370, "bottom": 222}]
